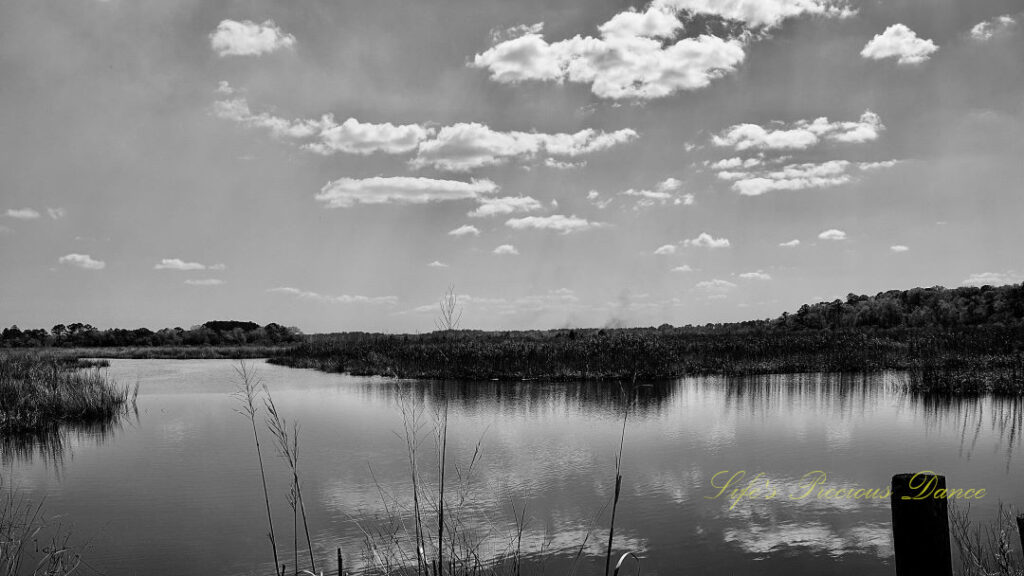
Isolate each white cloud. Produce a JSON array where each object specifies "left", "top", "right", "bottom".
[
  {"left": 210, "top": 20, "right": 296, "bottom": 57},
  {"left": 185, "top": 279, "right": 224, "bottom": 286},
  {"left": 215, "top": 81, "right": 235, "bottom": 95},
  {"left": 861, "top": 24, "right": 938, "bottom": 65},
  {"left": 970, "top": 15, "right": 1017, "bottom": 41},
  {"left": 654, "top": 244, "right": 677, "bottom": 255},
  {"left": 684, "top": 232, "right": 730, "bottom": 248},
  {"left": 654, "top": 0, "right": 855, "bottom": 28},
  {"left": 505, "top": 214, "right": 602, "bottom": 234},
  {"left": 712, "top": 111, "right": 884, "bottom": 151},
  {"left": 587, "top": 190, "right": 614, "bottom": 209},
  {"left": 710, "top": 157, "right": 762, "bottom": 170},
  {"left": 268, "top": 287, "right": 398, "bottom": 305},
  {"left": 46, "top": 207, "right": 66, "bottom": 220},
  {"left": 58, "top": 253, "right": 105, "bottom": 270},
  {"left": 739, "top": 270, "right": 772, "bottom": 280},
  {"left": 154, "top": 258, "right": 225, "bottom": 271},
  {"left": 818, "top": 229, "right": 847, "bottom": 240},
  {"left": 695, "top": 278, "right": 737, "bottom": 294},
  {"left": 5, "top": 208, "right": 40, "bottom": 220},
  {"left": 493, "top": 244, "right": 519, "bottom": 255},
  {"left": 779, "top": 239, "right": 801, "bottom": 247},
  {"left": 471, "top": 9, "right": 746, "bottom": 100},
  {"left": 448, "top": 224, "right": 481, "bottom": 237},
  {"left": 411, "top": 123, "right": 638, "bottom": 171},
  {"left": 961, "top": 271, "right": 1024, "bottom": 287},
  {"left": 468, "top": 196, "right": 543, "bottom": 218},
  {"left": 428, "top": 261, "right": 449, "bottom": 268},
  {"left": 858, "top": 160, "right": 901, "bottom": 170},
  {"left": 890, "top": 245, "right": 909, "bottom": 253},
  {"left": 671, "top": 265, "right": 694, "bottom": 272},
  {"left": 622, "top": 177, "right": 692, "bottom": 208},
  {"left": 730, "top": 160, "right": 853, "bottom": 196},
  {"left": 215, "top": 99, "right": 635, "bottom": 169},
  {"left": 544, "top": 158, "right": 586, "bottom": 169},
  {"left": 214, "top": 98, "right": 430, "bottom": 155},
  {"left": 309, "top": 116, "right": 434, "bottom": 155},
  {"left": 316, "top": 177, "right": 498, "bottom": 208}
]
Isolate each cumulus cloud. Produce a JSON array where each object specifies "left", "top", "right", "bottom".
[
  {"left": 468, "top": 196, "right": 543, "bottom": 218},
  {"left": 214, "top": 98, "right": 430, "bottom": 155},
  {"left": 818, "top": 229, "right": 847, "bottom": 240},
  {"left": 46, "top": 207, "right": 66, "bottom": 220},
  {"left": 472, "top": 0, "right": 855, "bottom": 99},
  {"left": 739, "top": 270, "right": 772, "bottom": 280},
  {"left": 411, "top": 123, "right": 638, "bottom": 172},
  {"left": 185, "top": 279, "right": 224, "bottom": 286},
  {"left": 655, "top": 0, "right": 855, "bottom": 28},
  {"left": 890, "top": 245, "right": 909, "bottom": 253},
  {"left": 970, "top": 15, "right": 1017, "bottom": 41},
  {"left": 719, "top": 159, "right": 898, "bottom": 196},
  {"left": 215, "top": 99, "right": 635, "bottom": 170},
  {"left": 316, "top": 177, "right": 498, "bottom": 208},
  {"left": 210, "top": 20, "right": 296, "bottom": 57},
  {"left": 861, "top": 24, "right": 938, "bottom": 65},
  {"left": 309, "top": 116, "right": 434, "bottom": 155},
  {"left": 545, "top": 158, "right": 586, "bottom": 169},
  {"left": 428, "top": 261, "right": 449, "bottom": 268},
  {"left": 471, "top": 7, "right": 746, "bottom": 100},
  {"left": 684, "top": 232, "right": 730, "bottom": 248},
  {"left": 493, "top": 244, "right": 519, "bottom": 255},
  {"left": 671, "top": 264, "right": 694, "bottom": 272},
  {"left": 728, "top": 160, "right": 852, "bottom": 196},
  {"left": 621, "top": 178, "right": 693, "bottom": 208},
  {"left": 712, "top": 111, "right": 884, "bottom": 151},
  {"left": 586, "top": 190, "right": 614, "bottom": 210},
  {"left": 268, "top": 287, "right": 398, "bottom": 305},
  {"left": 779, "top": 239, "right": 801, "bottom": 247},
  {"left": 58, "top": 253, "right": 105, "bottom": 270},
  {"left": 5, "top": 208, "right": 40, "bottom": 220},
  {"left": 961, "top": 271, "right": 1024, "bottom": 287},
  {"left": 154, "top": 258, "right": 226, "bottom": 271},
  {"left": 695, "top": 278, "right": 737, "bottom": 294},
  {"left": 654, "top": 244, "right": 677, "bottom": 255},
  {"left": 448, "top": 224, "right": 481, "bottom": 237},
  {"left": 505, "top": 215, "right": 602, "bottom": 234}
]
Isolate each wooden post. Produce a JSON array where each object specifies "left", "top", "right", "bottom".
[
  {"left": 1017, "top": 514, "right": 1024, "bottom": 558},
  {"left": 890, "top": 473, "right": 952, "bottom": 576},
  {"left": 337, "top": 547, "right": 343, "bottom": 576}
]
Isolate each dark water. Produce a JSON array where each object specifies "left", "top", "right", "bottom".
[{"left": 2, "top": 360, "right": 1022, "bottom": 575}]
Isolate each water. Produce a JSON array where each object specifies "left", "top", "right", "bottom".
[{"left": 3, "top": 359, "right": 1022, "bottom": 575}]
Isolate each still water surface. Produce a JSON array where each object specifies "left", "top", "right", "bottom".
[{"left": 3, "top": 359, "right": 1023, "bottom": 575}]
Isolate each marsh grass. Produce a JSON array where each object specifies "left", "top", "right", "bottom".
[
  {"left": 950, "top": 502, "right": 1024, "bottom": 576},
  {"left": 0, "top": 352, "right": 136, "bottom": 435},
  {"left": 0, "top": 479, "right": 82, "bottom": 576},
  {"left": 269, "top": 327, "right": 1024, "bottom": 395}
]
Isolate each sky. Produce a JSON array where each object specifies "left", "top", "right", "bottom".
[{"left": 1, "top": 0, "right": 1022, "bottom": 333}]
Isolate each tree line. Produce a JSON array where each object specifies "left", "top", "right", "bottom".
[{"left": 0, "top": 320, "right": 302, "bottom": 348}]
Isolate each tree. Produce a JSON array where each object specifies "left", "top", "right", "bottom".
[
  {"left": 51, "top": 324, "right": 67, "bottom": 345},
  {"left": 435, "top": 284, "right": 462, "bottom": 331}
]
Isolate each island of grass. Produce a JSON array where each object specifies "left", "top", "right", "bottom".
[
  {"left": 267, "top": 283, "right": 1024, "bottom": 394},
  {"left": 0, "top": 353, "right": 134, "bottom": 435}
]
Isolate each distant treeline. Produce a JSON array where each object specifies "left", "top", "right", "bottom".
[
  {"left": 771, "top": 284, "right": 1024, "bottom": 330},
  {"left": 0, "top": 321, "right": 303, "bottom": 348},
  {"left": 268, "top": 284, "right": 1024, "bottom": 393}
]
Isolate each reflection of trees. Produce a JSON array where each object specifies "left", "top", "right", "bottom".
[
  {"left": 912, "top": 393, "right": 1023, "bottom": 471},
  {"left": 1, "top": 413, "right": 132, "bottom": 467},
  {"left": 342, "top": 378, "right": 677, "bottom": 419}
]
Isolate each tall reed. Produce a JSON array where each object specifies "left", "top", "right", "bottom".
[{"left": 233, "top": 362, "right": 282, "bottom": 576}]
